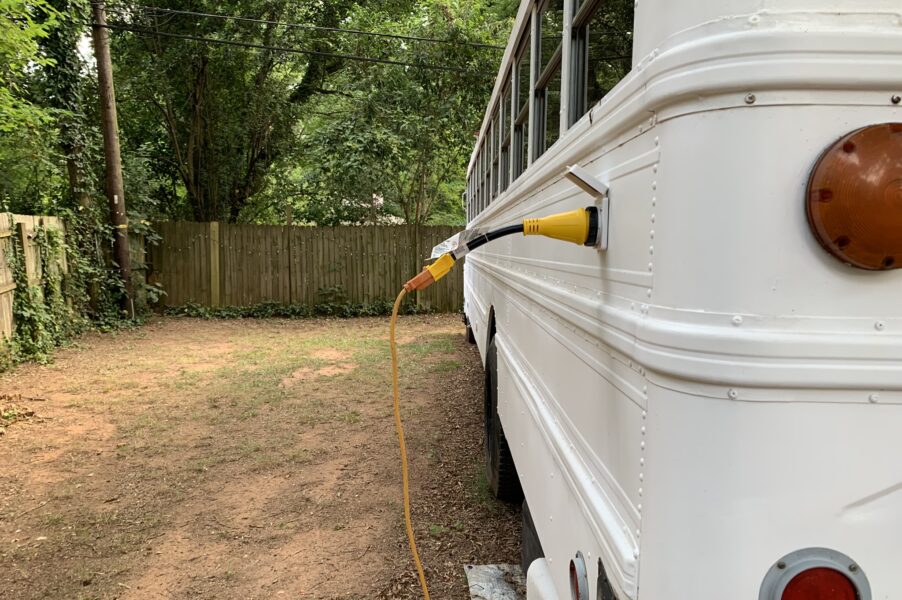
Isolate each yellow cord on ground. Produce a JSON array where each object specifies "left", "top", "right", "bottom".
[{"left": 390, "top": 288, "right": 431, "bottom": 600}]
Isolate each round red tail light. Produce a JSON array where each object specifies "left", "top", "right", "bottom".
[
  {"left": 782, "top": 568, "right": 858, "bottom": 600},
  {"left": 807, "top": 122, "right": 902, "bottom": 270}
]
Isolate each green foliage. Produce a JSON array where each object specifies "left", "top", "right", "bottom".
[
  {"left": 294, "top": 1, "right": 510, "bottom": 226},
  {"left": 0, "top": 0, "right": 58, "bottom": 133},
  {"left": 3, "top": 222, "right": 88, "bottom": 365},
  {"left": 106, "top": 0, "right": 513, "bottom": 225},
  {"left": 163, "top": 283, "right": 430, "bottom": 320},
  {"left": 0, "top": 0, "right": 65, "bottom": 211}
]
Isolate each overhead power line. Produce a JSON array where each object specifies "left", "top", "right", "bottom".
[
  {"left": 93, "top": 22, "right": 496, "bottom": 76},
  {"left": 108, "top": 4, "right": 506, "bottom": 50}
]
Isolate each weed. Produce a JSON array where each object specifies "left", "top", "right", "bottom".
[
  {"left": 162, "top": 296, "right": 434, "bottom": 321},
  {"left": 430, "top": 359, "right": 462, "bottom": 373}
]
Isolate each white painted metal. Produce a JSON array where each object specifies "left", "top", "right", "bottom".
[
  {"left": 526, "top": 559, "right": 558, "bottom": 599},
  {"left": 465, "top": 1, "right": 902, "bottom": 599}
]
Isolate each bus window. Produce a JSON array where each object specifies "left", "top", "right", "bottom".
[
  {"left": 570, "top": 0, "right": 633, "bottom": 125},
  {"left": 499, "top": 82, "right": 511, "bottom": 193},
  {"left": 481, "top": 142, "right": 488, "bottom": 211},
  {"left": 514, "top": 26, "right": 531, "bottom": 180},
  {"left": 475, "top": 147, "right": 482, "bottom": 215},
  {"left": 466, "top": 177, "right": 471, "bottom": 221},
  {"left": 492, "top": 108, "right": 501, "bottom": 199},
  {"left": 540, "top": 0, "right": 563, "bottom": 71},
  {"left": 535, "top": 0, "right": 564, "bottom": 160}
]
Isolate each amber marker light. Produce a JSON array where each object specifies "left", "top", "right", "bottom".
[{"left": 807, "top": 123, "right": 902, "bottom": 270}]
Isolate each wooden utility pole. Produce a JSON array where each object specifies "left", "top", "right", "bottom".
[{"left": 91, "top": 1, "right": 134, "bottom": 317}]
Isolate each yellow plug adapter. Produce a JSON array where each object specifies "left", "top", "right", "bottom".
[
  {"left": 523, "top": 207, "right": 598, "bottom": 246},
  {"left": 403, "top": 252, "right": 456, "bottom": 292}
]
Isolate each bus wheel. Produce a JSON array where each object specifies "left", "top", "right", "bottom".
[
  {"left": 521, "top": 499, "right": 545, "bottom": 574},
  {"left": 484, "top": 338, "right": 523, "bottom": 502}
]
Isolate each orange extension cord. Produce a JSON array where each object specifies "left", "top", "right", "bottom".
[{"left": 390, "top": 289, "right": 432, "bottom": 600}]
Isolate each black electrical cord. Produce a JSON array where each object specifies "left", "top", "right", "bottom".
[{"left": 455, "top": 223, "right": 524, "bottom": 257}]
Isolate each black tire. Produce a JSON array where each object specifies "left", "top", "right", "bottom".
[
  {"left": 484, "top": 338, "right": 523, "bottom": 503},
  {"left": 521, "top": 499, "right": 545, "bottom": 574}
]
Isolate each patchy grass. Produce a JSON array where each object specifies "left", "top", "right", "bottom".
[{"left": 0, "top": 315, "right": 520, "bottom": 600}]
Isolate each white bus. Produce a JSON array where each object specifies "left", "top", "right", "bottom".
[{"left": 462, "top": 1, "right": 902, "bottom": 598}]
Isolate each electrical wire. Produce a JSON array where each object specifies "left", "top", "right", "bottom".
[
  {"left": 108, "top": 3, "right": 506, "bottom": 50},
  {"left": 390, "top": 289, "right": 431, "bottom": 600},
  {"left": 460, "top": 223, "right": 524, "bottom": 254},
  {"left": 93, "top": 22, "right": 495, "bottom": 76}
]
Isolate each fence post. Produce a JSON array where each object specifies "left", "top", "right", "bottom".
[
  {"left": 15, "top": 222, "right": 37, "bottom": 287},
  {"left": 209, "top": 221, "right": 221, "bottom": 308}
]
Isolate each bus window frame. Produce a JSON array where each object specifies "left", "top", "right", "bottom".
[
  {"left": 513, "top": 23, "right": 532, "bottom": 181},
  {"left": 467, "top": 0, "right": 634, "bottom": 219},
  {"left": 569, "top": 0, "right": 633, "bottom": 126},
  {"left": 500, "top": 79, "right": 512, "bottom": 194},
  {"left": 535, "top": 0, "right": 564, "bottom": 161}
]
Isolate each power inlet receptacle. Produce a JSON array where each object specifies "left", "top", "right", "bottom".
[{"left": 566, "top": 165, "right": 610, "bottom": 251}]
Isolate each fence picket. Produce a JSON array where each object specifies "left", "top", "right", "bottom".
[{"left": 148, "top": 222, "right": 463, "bottom": 312}]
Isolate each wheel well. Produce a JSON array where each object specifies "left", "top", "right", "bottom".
[{"left": 486, "top": 306, "right": 496, "bottom": 346}]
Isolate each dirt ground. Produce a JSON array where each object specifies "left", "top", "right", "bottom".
[{"left": 0, "top": 315, "right": 520, "bottom": 599}]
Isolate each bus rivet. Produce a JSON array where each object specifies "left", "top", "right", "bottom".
[
  {"left": 869, "top": 393, "right": 879, "bottom": 403},
  {"left": 732, "top": 315, "right": 743, "bottom": 326},
  {"left": 875, "top": 321, "right": 885, "bottom": 331},
  {"left": 745, "top": 93, "right": 757, "bottom": 104},
  {"left": 777, "top": 561, "right": 786, "bottom": 570},
  {"left": 849, "top": 564, "right": 859, "bottom": 573},
  {"left": 728, "top": 389, "right": 739, "bottom": 399},
  {"left": 892, "top": 95, "right": 901, "bottom": 105}
]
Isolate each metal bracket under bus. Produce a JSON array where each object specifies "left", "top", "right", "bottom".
[{"left": 566, "top": 165, "right": 610, "bottom": 251}]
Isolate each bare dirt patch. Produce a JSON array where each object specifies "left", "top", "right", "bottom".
[{"left": 0, "top": 315, "right": 519, "bottom": 599}]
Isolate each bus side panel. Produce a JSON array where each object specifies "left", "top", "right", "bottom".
[
  {"left": 639, "top": 380, "right": 902, "bottom": 598},
  {"left": 654, "top": 105, "right": 902, "bottom": 320},
  {"left": 495, "top": 296, "right": 645, "bottom": 599},
  {"left": 464, "top": 260, "right": 496, "bottom": 364},
  {"left": 466, "top": 122, "right": 659, "bottom": 599}
]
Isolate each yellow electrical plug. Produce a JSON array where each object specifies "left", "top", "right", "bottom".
[
  {"left": 523, "top": 207, "right": 597, "bottom": 246},
  {"left": 403, "top": 252, "right": 456, "bottom": 292}
]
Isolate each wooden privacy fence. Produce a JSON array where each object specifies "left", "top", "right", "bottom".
[
  {"left": 0, "top": 214, "right": 68, "bottom": 341},
  {"left": 150, "top": 223, "right": 465, "bottom": 312}
]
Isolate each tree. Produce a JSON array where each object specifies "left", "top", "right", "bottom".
[
  {"left": 0, "top": 0, "right": 61, "bottom": 210},
  {"left": 296, "top": 0, "right": 510, "bottom": 226},
  {"left": 112, "top": 0, "right": 388, "bottom": 222}
]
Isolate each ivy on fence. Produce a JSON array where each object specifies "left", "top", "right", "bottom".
[
  {"left": 2, "top": 223, "right": 84, "bottom": 367},
  {"left": 0, "top": 213, "right": 144, "bottom": 370}
]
